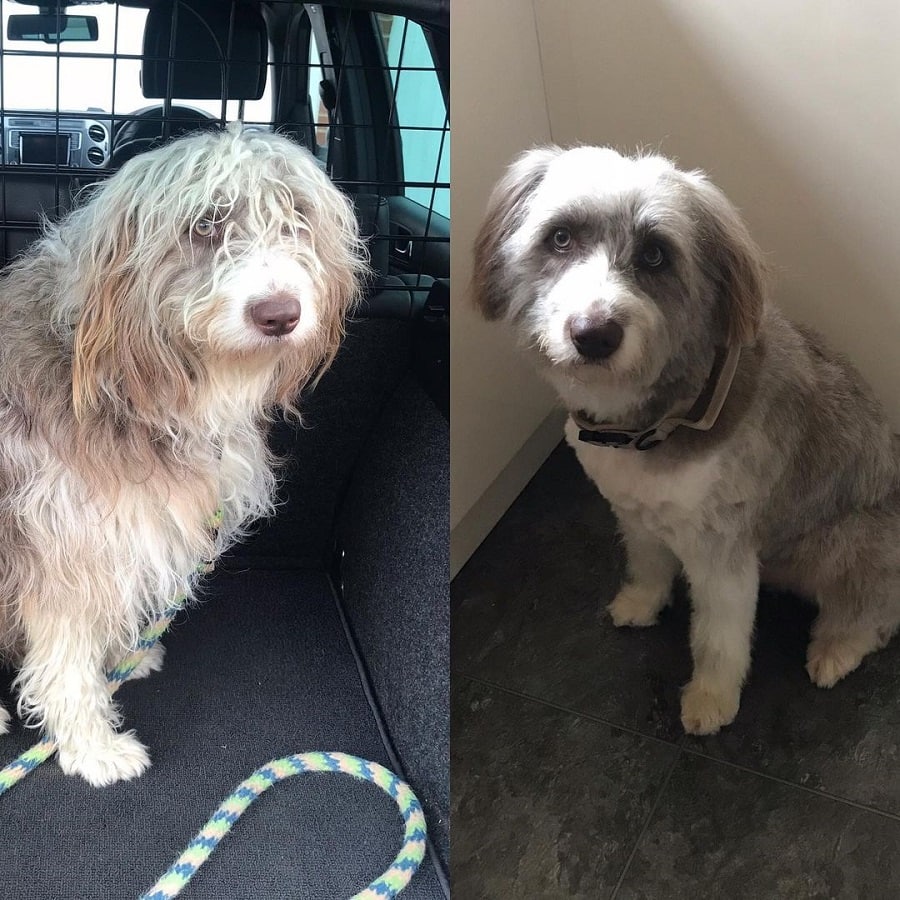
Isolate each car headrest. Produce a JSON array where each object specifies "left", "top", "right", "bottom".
[{"left": 141, "top": 0, "right": 267, "bottom": 101}]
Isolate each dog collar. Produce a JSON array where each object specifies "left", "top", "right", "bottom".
[{"left": 573, "top": 344, "right": 742, "bottom": 451}]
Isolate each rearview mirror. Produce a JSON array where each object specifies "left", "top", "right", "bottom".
[{"left": 7, "top": 14, "right": 99, "bottom": 43}]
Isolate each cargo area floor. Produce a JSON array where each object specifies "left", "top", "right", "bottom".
[{"left": 1, "top": 569, "right": 445, "bottom": 899}]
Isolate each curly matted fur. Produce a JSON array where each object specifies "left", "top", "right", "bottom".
[
  {"left": 0, "top": 125, "right": 366, "bottom": 784},
  {"left": 473, "top": 145, "right": 900, "bottom": 736}
]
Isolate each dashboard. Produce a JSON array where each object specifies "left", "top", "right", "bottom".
[{"left": 2, "top": 115, "right": 111, "bottom": 168}]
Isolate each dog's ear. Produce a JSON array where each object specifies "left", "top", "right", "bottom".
[
  {"left": 271, "top": 182, "right": 367, "bottom": 415},
  {"left": 471, "top": 146, "right": 561, "bottom": 320},
  {"left": 71, "top": 205, "right": 194, "bottom": 424},
  {"left": 687, "top": 173, "right": 768, "bottom": 347}
]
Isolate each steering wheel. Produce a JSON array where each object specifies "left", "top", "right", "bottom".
[{"left": 110, "top": 105, "right": 221, "bottom": 168}]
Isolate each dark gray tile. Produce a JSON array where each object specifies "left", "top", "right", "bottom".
[
  {"left": 617, "top": 754, "right": 900, "bottom": 900},
  {"left": 452, "top": 444, "right": 691, "bottom": 741},
  {"left": 455, "top": 443, "right": 900, "bottom": 808},
  {"left": 452, "top": 679, "right": 678, "bottom": 899},
  {"left": 684, "top": 590, "right": 900, "bottom": 816}
]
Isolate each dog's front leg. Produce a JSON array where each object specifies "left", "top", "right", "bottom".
[
  {"left": 15, "top": 613, "right": 150, "bottom": 787},
  {"left": 679, "top": 545, "right": 759, "bottom": 735},
  {"left": 609, "top": 513, "right": 679, "bottom": 627}
]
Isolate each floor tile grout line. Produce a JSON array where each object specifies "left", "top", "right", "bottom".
[
  {"left": 681, "top": 744, "right": 900, "bottom": 824},
  {"left": 459, "top": 674, "right": 900, "bottom": 827},
  {"left": 609, "top": 746, "right": 683, "bottom": 900},
  {"left": 458, "top": 673, "right": 682, "bottom": 750}
]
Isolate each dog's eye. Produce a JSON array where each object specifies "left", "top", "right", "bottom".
[
  {"left": 193, "top": 218, "right": 218, "bottom": 239},
  {"left": 551, "top": 227, "right": 573, "bottom": 252},
  {"left": 638, "top": 241, "right": 667, "bottom": 270}
]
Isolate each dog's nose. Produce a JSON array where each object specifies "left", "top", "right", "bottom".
[
  {"left": 568, "top": 315, "right": 624, "bottom": 360},
  {"left": 250, "top": 296, "right": 301, "bottom": 336}
]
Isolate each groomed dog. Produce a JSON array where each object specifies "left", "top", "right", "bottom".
[
  {"left": 473, "top": 145, "right": 900, "bottom": 735},
  {"left": 0, "top": 125, "right": 366, "bottom": 784}
]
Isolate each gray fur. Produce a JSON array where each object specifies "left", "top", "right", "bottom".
[{"left": 473, "top": 144, "right": 900, "bottom": 733}]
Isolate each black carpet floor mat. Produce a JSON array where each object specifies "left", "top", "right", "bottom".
[
  {"left": 0, "top": 570, "right": 444, "bottom": 899},
  {"left": 337, "top": 376, "right": 450, "bottom": 866}
]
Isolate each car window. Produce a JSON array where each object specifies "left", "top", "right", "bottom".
[
  {"left": 301, "top": 10, "right": 448, "bottom": 217},
  {"left": 376, "top": 14, "right": 449, "bottom": 218},
  {"left": 0, "top": 3, "right": 273, "bottom": 122},
  {"left": 307, "top": 24, "right": 330, "bottom": 160}
]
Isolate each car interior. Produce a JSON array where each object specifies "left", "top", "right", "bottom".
[{"left": 0, "top": 0, "right": 449, "bottom": 897}]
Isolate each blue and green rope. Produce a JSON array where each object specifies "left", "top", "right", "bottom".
[
  {"left": 140, "top": 752, "right": 426, "bottom": 900},
  {"left": 0, "top": 520, "right": 426, "bottom": 898}
]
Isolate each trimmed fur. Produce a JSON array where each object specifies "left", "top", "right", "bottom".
[
  {"left": 0, "top": 124, "right": 366, "bottom": 784},
  {"left": 474, "top": 144, "right": 900, "bottom": 735}
]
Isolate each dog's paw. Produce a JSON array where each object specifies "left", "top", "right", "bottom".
[
  {"left": 680, "top": 680, "right": 740, "bottom": 735},
  {"left": 127, "top": 643, "right": 166, "bottom": 681},
  {"left": 57, "top": 730, "right": 150, "bottom": 787},
  {"left": 0, "top": 702, "right": 10, "bottom": 736},
  {"left": 806, "top": 636, "right": 866, "bottom": 688},
  {"left": 608, "top": 584, "right": 667, "bottom": 627}
]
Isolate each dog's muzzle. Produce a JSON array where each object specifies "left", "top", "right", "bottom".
[{"left": 250, "top": 295, "right": 301, "bottom": 337}]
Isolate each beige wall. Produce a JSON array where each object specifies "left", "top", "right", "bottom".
[
  {"left": 450, "top": 0, "right": 561, "bottom": 576},
  {"left": 535, "top": 0, "right": 900, "bottom": 425},
  {"left": 453, "top": 0, "right": 900, "bottom": 573}
]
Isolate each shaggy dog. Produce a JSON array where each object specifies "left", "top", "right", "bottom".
[
  {"left": 0, "top": 125, "right": 365, "bottom": 784},
  {"left": 473, "top": 145, "right": 900, "bottom": 735}
]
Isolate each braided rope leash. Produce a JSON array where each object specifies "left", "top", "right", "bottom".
[
  {"left": 141, "top": 752, "right": 426, "bottom": 900},
  {"left": 0, "top": 521, "right": 427, "bottom": 898}
]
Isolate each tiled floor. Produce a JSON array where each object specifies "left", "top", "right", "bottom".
[{"left": 452, "top": 443, "right": 900, "bottom": 899}]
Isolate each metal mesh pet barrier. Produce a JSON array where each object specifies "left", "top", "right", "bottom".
[{"left": 0, "top": 0, "right": 450, "bottom": 316}]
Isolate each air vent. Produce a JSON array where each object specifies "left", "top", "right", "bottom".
[
  {"left": 86, "top": 147, "right": 105, "bottom": 165},
  {"left": 87, "top": 124, "right": 106, "bottom": 143}
]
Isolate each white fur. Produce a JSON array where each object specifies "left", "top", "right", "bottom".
[
  {"left": 475, "top": 145, "right": 900, "bottom": 736},
  {"left": 202, "top": 250, "right": 319, "bottom": 353},
  {"left": 0, "top": 125, "right": 364, "bottom": 785},
  {"left": 566, "top": 416, "right": 759, "bottom": 731}
]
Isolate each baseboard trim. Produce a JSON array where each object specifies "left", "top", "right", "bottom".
[{"left": 451, "top": 408, "right": 566, "bottom": 579}]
